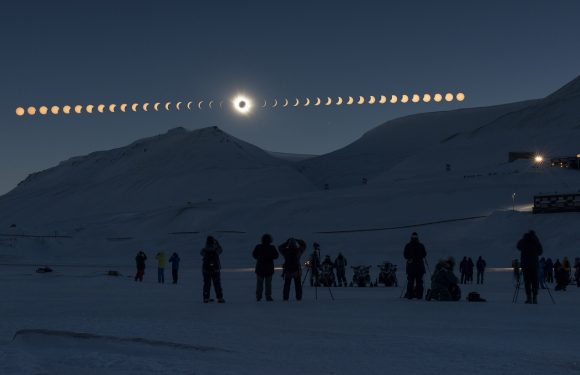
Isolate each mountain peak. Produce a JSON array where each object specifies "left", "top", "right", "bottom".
[{"left": 546, "top": 74, "right": 580, "bottom": 100}]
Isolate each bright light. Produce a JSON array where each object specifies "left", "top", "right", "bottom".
[
  {"left": 534, "top": 155, "right": 544, "bottom": 163},
  {"left": 232, "top": 95, "right": 252, "bottom": 115},
  {"left": 15, "top": 107, "right": 25, "bottom": 116}
]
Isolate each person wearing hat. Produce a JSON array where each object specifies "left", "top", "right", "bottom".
[
  {"left": 252, "top": 234, "right": 279, "bottom": 301},
  {"left": 516, "top": 230, "right": 543, "bottom": 304},
  {"left": 403, "top": 232, "right": 427, "bottom": 299}
]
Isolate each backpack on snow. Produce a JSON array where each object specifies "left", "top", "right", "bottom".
[{"left": 467, "top": 291, "right": 486, "bottom": 302}]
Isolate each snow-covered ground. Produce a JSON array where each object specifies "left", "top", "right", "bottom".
[
  {"left": 1, "top": 264, "right": 579, "bottom": 375},
  {"left": 2, "top": 75, "right": 580, "bottom": 373}
]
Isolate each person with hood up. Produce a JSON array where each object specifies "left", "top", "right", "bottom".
[
  {"left": 252, "top": 234, "right": 279, "bottom": 301},
  {"left": 168, "top": 252, "right": 180, "bottom": 284},
  {"left": 403, "top": 232, "right": 427, "bottom": 299},
  {"left": 134, "top": 251, "right": 147, "bottom": 282},
  {"left": 279, "top": 238, "right": 306, "bottom": 301},
  {"left": 427, "top": 257, "right": 460, "bottom": 301},
  {"left": 200, "top": 236, "right": 225, "bottom": 303},
  {"left": 155, "top": 251, "right": 166, "bottom": 284},
  {"left": 516, "top": 230, "right": 543, "bottom": 304}
]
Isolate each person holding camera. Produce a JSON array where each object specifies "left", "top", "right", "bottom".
[
  {"left": 200, "top": 236, "right": 225, "bottom": 303},
  {"left": 279, "top": 238, "right": 307, "bottom": 301},
  {"left": 134, "top": 251, "right": 147, "bottom": 282},
  {"left": 252, "top": 233, "right": 279, "bottom": 301}
]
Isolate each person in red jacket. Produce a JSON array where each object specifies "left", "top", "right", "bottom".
[{"left": 252, "top": 234, "right": 279, "bottom": 301}]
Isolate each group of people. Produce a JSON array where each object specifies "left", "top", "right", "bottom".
[
  {"left": 134, "top": 235, "right": 310, "bottom": 303},
  {"left": 402, "top": 232, "right": 464, "bottom": 301},
  {"left": 134, "top": 250, "right": 180, "bottom": 284},
  {"left": 403, "top": 229, "right": 575, "bottom": 304},
  {"left": 132, "top": 229, "right": 577, "bottom": 305},
  {"left": 458, "top": 256, "right": 487, "bottom": 284},
  {"left": 305, "top": 245, "right": 349, "bottom": 287},
  {"left": 514, "top": 254, "right": 580, "bottom": 292}
]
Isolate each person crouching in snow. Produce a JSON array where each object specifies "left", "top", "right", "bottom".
[
  {"left": 426, "top": 257, "right": 460, "bottom": 301},
  {"left": 201, "top": 236, "right": 225, "bottom": 303},
  {"left": 155, "top": 251, "right": 166, "bottom": 283},
  {"left": 134, "top": 251, "right": 147, "bottom": 282}
]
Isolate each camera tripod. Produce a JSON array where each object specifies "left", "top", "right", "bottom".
[
  {"left": 513, "top": 277, "right": 555, "bottom": 304},
  {"left": 302, "top": 265, "right": 335, "bottom": 301}
]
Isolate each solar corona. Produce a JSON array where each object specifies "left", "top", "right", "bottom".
[{"left": 15, "top": 92, "right": 466, "bottom": 117}]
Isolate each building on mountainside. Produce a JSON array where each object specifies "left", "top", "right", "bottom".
[
  {"left": 533, "top": 192, "right": 580, "bottom": 214},
  {"left": 550, "top": 155, "right": 580, "bottom": 169},
  {"left": 508, "top": 152, "right": 534, "bottom": 163}
]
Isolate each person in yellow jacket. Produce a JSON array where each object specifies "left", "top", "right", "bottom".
[{"left": 155, "top": 251, "right": 166, "bottom": 284}]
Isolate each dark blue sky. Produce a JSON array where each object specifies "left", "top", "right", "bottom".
[{"left": 1, "top": 1, "right": 579, "bottom": 194}]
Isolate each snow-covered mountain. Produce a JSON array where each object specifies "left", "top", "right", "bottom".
[
  {"left": 299, "top": 75, "right": 580, "bottom": 188},
  {"left": 0, "top": 126, "right": 316, "bottom": 225},
  {"left": 1, "top": 75, "right": 580, "bottom": 266}
]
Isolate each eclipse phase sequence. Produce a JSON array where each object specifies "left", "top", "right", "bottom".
[{"left": 15, "top": 91, "right": 466, "bottom": 117}]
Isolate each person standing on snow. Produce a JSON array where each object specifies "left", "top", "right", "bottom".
[
  {"left": 279, "top": 238, "right": 306, "bottom": 301},
  {"left": 201, "top": 236, "right": 225, "bottom": 303},
  {"left": 134, "top": 251, "right": 147, "bottom": 282},
  {"left": 466, "top": 257, "right": 475, "bottom": 284},
  {"left": 252, "top": 233, "right": 279, "bottom": 301},
  {"left": 155, "top": 251, "right": 166, "bottom": 284},
  {"left": 562, "top": 257, "right": 571, "bottom": 281},
  {"left": 459, "top": 257, "right": 467, "bottom": 284},
  {"left": 476, "top": 256, "right": 487, "bottom": 284},
  {"left": 334, "top": 252, "right": 348, "bottom": 287},
  {"left": 169, "top": 252, "right": 181, "bottom": 284},
  {"left": 308, "top": 244, "right": 321, "bottom": 287},
  {"left": 516, "top": 230, "right": 543, "bottom": 304},
  {"left": 545, "top": 258, "right": 554, "bottom": 283},
  {"left": 538, "top": 257, "right": 547, "bottom": 289},
  {"left": 403, "top": 232, "right": 427, "bottom": 299}
]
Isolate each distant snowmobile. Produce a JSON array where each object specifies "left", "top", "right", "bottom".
[
  {"left": 351, "top": 265, "right": 372, "bottom": 287},
  {"left": 377, "top": 261, "right": 398, "bottom": 287}
]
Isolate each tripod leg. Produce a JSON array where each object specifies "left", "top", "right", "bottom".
[
  {"left": 302, "top": 268, "right": 310, "bottom": 287},
  {"left": 545, "top": 285, "right": 556, "bottom": 304},
  {"left": 327, "top": 286, "right": 335, "bottom": 301},
  {"left": 513, "top": 282, "right": 519, "bottom": 303}
]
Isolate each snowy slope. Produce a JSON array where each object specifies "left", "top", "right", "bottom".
[
  {"left": 298, "top": 101, "right": 534, "bottom": 188},
  {"left": 1, "top": 76, "right": 580, "bottom": 269},
  {"left": 0, "top": 126, "right": 317, "bottom": 226}
]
